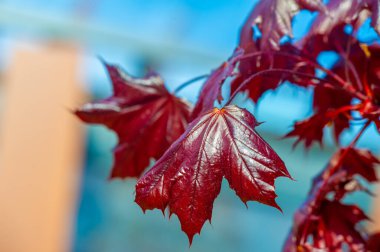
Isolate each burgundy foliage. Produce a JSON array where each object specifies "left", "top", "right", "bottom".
[
  {"left": 135, "top": 105, "right": 290, "bottom": 242},
  {"left": 191, "top": 48, "right": 243, "bottom": 119},
  {"left": 75, "top": 0, "right": 380, "bottom": 250},
  {"left": 75, "top": 62, "right": 191, "bottom": 178},
  {"left": 240, "top": 0, "right": 326, "bottom": 50}
]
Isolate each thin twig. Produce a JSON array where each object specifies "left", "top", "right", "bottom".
[
  {"left": 240, "top": 51, "right": 349, "bottom": 89},
  {"left": 226, "top": 68, "right": 350, "bottom": 105},
  {"left": 173, "top": 74, "right": 209, "bottom": 94}
]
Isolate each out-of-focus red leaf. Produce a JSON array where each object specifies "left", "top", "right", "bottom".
[
  {"left": 340, "top": 147, "right": 379, "bottom": 182},
  {"left": 285, "top": 145, "right": 378, "bottom": 251},
  {"left": 300, "top": 25, "right": 350, "bottom": 58},
  {"left": 375, "top": 120, "right": 380, "bottom": 132},
  {"left": 300, "top": 0, "right": 380, "bottom": 57},
  {"left": 311, "top": 147, "right": 379, "bottom": 201},
  {"left": 231, "top": 43, "right": 314, "bottom": 103},
  {"left": 286, "top": 101, "right": 361, "bottom": 148},
  {"left": 313, "top": 86, "right": 352, "bottom": 113},
  {"left": 331, "top": 43, "right": 380, "bottom": 91},
  {"left": 240, "top": 0, "right": 326, "bottom": 50},
  {"left": 191, "top": 49, "right": 243, "bottom": 119},
  {"left": 326, "top": 44, "right": 380, "bottom": 126},
  {"left": 370, "top": 0, "right": 380, "bottom": 33},
  {"left": 313, "top": 85, "right": 353, "bottom": 142},
  {"left": 368, "top": 232, "right": 380, "bottom": 252},
  {"left": 285, "top": 113, "right": 327, "bottom": 148},
  {"left": 75, "top": 62, "right": 191, "bottom": 178},
  {"left": 135, "top": 105, "right": 290, "bottom": 242},
  {"left": 285, "top": 200, "right": 368, "bottom": 251},
  {"left": 306, "top": 0, "right": 380, "bottom": 40}
]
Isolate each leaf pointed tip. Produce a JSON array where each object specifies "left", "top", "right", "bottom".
[
  {"left": 243, "top": 201, "right": 249, "bottom": 209},
  {"left": 97, "top": 55, "right": 107, "bottom": 65},
  {"left": 134, "top": 198, "right": 148, "bottom": 214},
  {"left": 184, "top": 231, "right": 196, "bottom": 247},
  {"left": 273, "top": 202, "right": 283, "bottom": 214}
]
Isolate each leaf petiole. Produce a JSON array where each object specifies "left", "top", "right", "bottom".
[{"left": 173, "top": 74, "right": 209, "bottom": 94}]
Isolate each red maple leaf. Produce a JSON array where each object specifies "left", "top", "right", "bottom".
[
  {"left": 285, "top": 113, "right": 328, "bottom": 148},
  {"left": 231, "top": 42, "right": 314, "bottom": 103},
  {"left": 135, "top": 105, "right": 290, "bottom": 242},
  {"left": 240, "top": 0, "right": 326, "bottom": 50},
  {"left": 307, "top": 0, "right": 380, "bottom": 39},
  {"left": 293, "top": 200, "right": 368, "bottom": 251},
  {"left": 285, "top": 99, "right": 362, "bottom": 148},
  {"left": 313, "top": 85, "right": 353, "bottom": 113},
  {"left": 310, "top": 148, "right": 379, "bottom": 201},
  {"left": 313, "top": 85, "right": 353, "bottom": 142},
  {"left": 339, "top": 147, "right": 379, "bottom": 182},
  {"left": 75, "top": 62, "right": 191, "bottom": 178},
  {"left": 191, "top": 48, "right": 243, "bottom": 119}
]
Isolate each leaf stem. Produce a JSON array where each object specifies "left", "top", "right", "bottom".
[
  {"left": 173, "top": 74, "right": 209, "bottom": 94},
  {"left": 239, "top": 51, "right": 368, "bottom": 101},
  {"left": 310, "top": 119, "right": 371, "bottom": 204},
  {"left": 335, "top": 33, "right": 365, "bottom": 92},
  {"left": 226, "top": 68, "right": 339, "bottom": 105},
  {"left": 240, "top": 52, "right": 345, "bottom": 85}
]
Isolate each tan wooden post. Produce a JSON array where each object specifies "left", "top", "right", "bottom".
[
  {"left": 0, "top": 42, "right": 85, "bottom": 252},
  {"left": 371, "top": 184, "right": 380, "bottom": 233}
]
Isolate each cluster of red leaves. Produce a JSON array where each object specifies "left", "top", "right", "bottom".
[
  {"left": 284, "top": 148, "right": 380, "bottom": 251},
  {"left": 75, "top": 56, "right": 291, "bottom": 242},
  {"left": 75, "top": 0, "right": 380, "bottom": 250},
  {"left": 233, "top": 0, "right": 380, "bottom": 251}
]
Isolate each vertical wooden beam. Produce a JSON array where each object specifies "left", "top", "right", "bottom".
[
  {"left": 0, "top": 42, "right": 85, "bottom": 252},
  {"left": 371, "top": 184, "right": 380, "bottom": 233}
]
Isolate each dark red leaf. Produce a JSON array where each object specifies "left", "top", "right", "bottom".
[
  {"left": 368, "top": 232, "right": 380, "bottom": 252},
  {"left": 376, "top": 120, "right": 380, "bottom": 132},
  {"left": 231, "top": 43, "right": 314, "bottom": 103},
  {"left": 300, "top": 0, "right": 380, "bottom": 57},
  {"left": 241, "top": 0, "right": 326, "bottom": 50},
  {"left": 313, "top": 85, "right": 353, "bottom": 113},
  {"left": 332, "top": 177, "right": 373, "bottom": 200},
  {"left": 311, "top": 147, "right": 379, "bottom": 201},
  {"left": 285, "top": 113, "right": 327, "bottom": 148},
  {"left": 325, "top": 44, "right": 380, "bottom": 126},
  {"left": 347, "top": 44, "right": 380, "bottom": 98},
  {"left": 135, "top": 105, "right": 290, "bottom": 242},
  {"left": 307, "top": 0, "right": 380, "bottom": 40},
  {"left": 286, "top": 100, "right": 360, "bottom": 148},
  {"left": 340, "top": 147, "right": 379, "bottom": 182},
  {"left": 300, "top": 24, "right": 350, "bottom": 59},
  {"left": 286, "top": 200, "right": 368, "bottom": 251},
  {"left": 191, "top": 49, "right": 243, "bottom": 119},
  {"left": 75, "top": 62, "right": 191, "bottom": 178},
  {"left": 313, "top": 85, "right": 353, "bottom": 142},
  {"left": 370, "top": 0, "right": 380, "bottom": 34}
]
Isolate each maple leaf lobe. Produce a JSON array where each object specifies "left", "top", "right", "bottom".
[
  {"left": 242, "top": 0, "right": 325, "bottom": 50},
  {"left": 75, "top": 61, "right": 191, "bottom": 178}
]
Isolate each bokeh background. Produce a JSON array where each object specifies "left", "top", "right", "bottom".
[{"left": 0, "top": 1, "right": 379, "bottom": 252}]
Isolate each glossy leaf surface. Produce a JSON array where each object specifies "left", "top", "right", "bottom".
[{"left": 135, "top": 105, "right": 290, "bottom": 242}]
